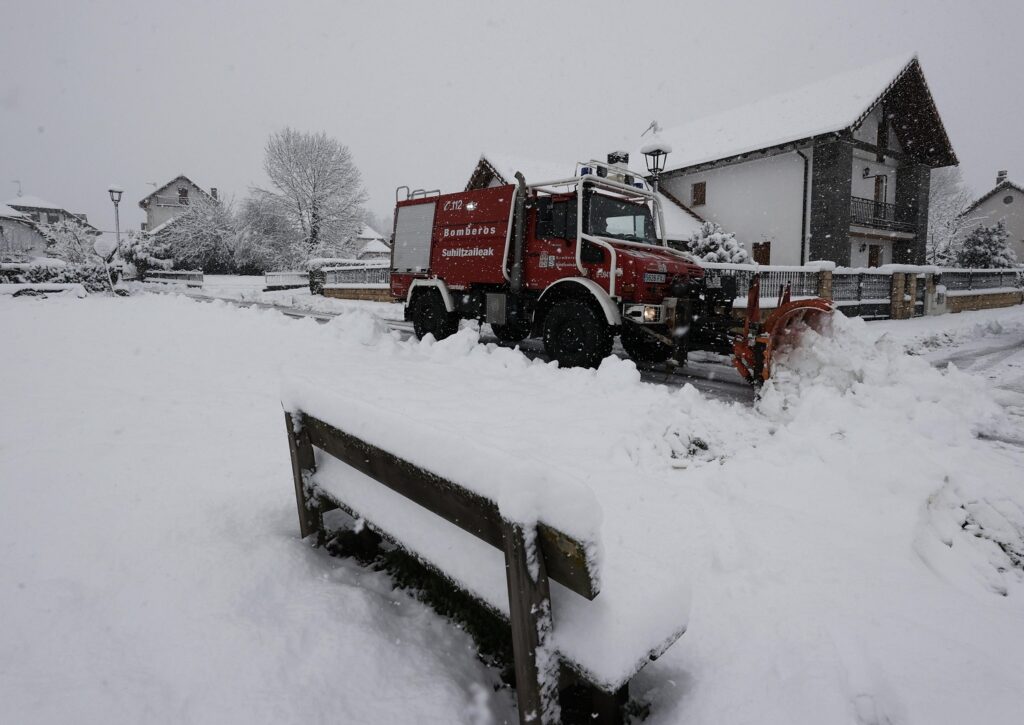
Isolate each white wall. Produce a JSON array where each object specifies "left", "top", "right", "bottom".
[
  {"left": 966, "top": 186, "right": 1024, "bottom": 262},
  {"left": 850, "top": 147, "right": 900, "bottom": 204},
  {"left": 661, "top": 149, "right": 810, "bottom": 265},
  {"left": 848, "top": 236, "right": 891, "bottom": 267},
  {"left": 0, "top": 219, "right": 48, "bottom": 260}
]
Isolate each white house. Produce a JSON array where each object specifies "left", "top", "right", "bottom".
[
  {"left": 645, "top": 54, "right": 957, "bottom": 267},
  {"left": 465, "top": 152, "right": 705, "bottom": 243},
  {"left": 138, "top": 175, "right": 217, "bottom": 234},
  {"left": 356, "top": 224, "right": 391, "bottom": 260},
  {"left": 0, "top": 203, "right": 48, "bottom": 260},
  {"left": 961, "top": 171, "right": 1024, "bottom": 262}
]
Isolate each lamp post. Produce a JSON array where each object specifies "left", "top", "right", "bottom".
[
  {"left": 642, "top": 142, "right": 672, "bottom": 194},
  {"left": 108, "top": 185, "right": 124, "bottom": 248}
]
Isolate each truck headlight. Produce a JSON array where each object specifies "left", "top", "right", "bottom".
[{"left": 643, "top": 305, "right": 659, "bottom": 322}]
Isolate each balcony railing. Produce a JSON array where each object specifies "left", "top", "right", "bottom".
[{"left": 849, "top": 196, "right": 916, "bottom": 233}]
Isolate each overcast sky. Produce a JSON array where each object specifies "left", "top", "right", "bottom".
[{"left": 2, "top": 0, "right": 1021, "bottom": 233}]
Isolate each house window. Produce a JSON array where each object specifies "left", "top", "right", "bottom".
[
  {"left": 868, "top": 244, "right": 882, "bottom": 268},
  {"left": 47, "top": 213, "right": 60, "bottom": 225},
  {"left": 1004, "top": 195, "right": 1014, "bottom": 205},
  {"left": 753, "top": 242, "right": 771, "bottom": 265},
  {"left": 691, "top": 181, "right": 706, "bottom": 206},
  {"left": 178, "top": 187, "right": 189, "bottom": 205}
]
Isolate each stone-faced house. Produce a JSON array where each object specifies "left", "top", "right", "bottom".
[
  {"left": 647, "top": 54, "right": 957, "bottom": 267},
  {"left": 138, "top": 175, "right": 217, "bottom": 234},
  {"left": 465, "top": 152, "right": 706, "bottom": 244},
  {"left": 961, "top": 171, "right": 1024, "bottom": 262}
]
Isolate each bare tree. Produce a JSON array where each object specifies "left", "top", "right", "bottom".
[
  {"left": 254, "top": 128, "right": 368, "bottom": 259},
  {"left": 39, "top": 219, "right": 118, "bottom": 294},
  {"left": 926, "top": 167, "right": 979, "bottom": 265}
]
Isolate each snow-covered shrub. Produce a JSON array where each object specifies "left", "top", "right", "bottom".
[
  {"left": 679, "top": 222, "right": 750, "bottom": 264},
  {"left": 8, "top": 262, "right": 114, "bottom": 292},
  {"left": 955, "top": 220, "right": 1018, "bottom": 269}
]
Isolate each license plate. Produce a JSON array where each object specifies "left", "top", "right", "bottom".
[{"left": 643, "top": 272, "right": 666, "bottom": 284}]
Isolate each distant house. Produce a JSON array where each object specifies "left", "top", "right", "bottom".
[
  {"left": 356, "top": 225, "right": 391, "bottom": 260},
  {"left": 961, "top": 171, "right": 1024, "bottom": 262},
  {"left": 465, "top": 152, "right": 706, "bottom": 244},
  {"left": 138, "top": 175, "right": 217, "bottom": 234},
  {"left": 0, "top": 203, "right": 47, "bottom": 261},
  {"left": 646, "top": 54, "right": 957, "bottom": 267},
  {"left": 1, "top": 195, "right": 96, "bottom": 262}
]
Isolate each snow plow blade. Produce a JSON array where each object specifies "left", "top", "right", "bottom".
[{"left": 732, "top": 275, "right": 833, "bottom": 386}]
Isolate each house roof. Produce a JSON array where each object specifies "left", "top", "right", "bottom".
[
  {"left": 964, "top": 179, "right": 1024, "bottom": 215},
  {"left": 650, "top": 53, "right": 956, "bottom": 174},
  {"left": 138, "top": 175, "right": 213, "bottom": 208},
  {"left": 360, "top": 238, "right": 391, "bottom": 255},
  {"left": 4, "top": 195, "right": 65, "bottom": 211},
  {"left": 468, "top": 153, "right": 705, "bottom": 241},
  {"left": 357, "top": 224, "right": 385, "bottom": 241},
  {"left": 0, "top": 203, "right": 28, "bottom": 220}
]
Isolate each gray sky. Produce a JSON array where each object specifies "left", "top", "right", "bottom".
[{"left": 2, "top": 0, "right": 1021, "bottom": 234}]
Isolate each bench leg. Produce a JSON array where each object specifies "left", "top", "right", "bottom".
[
  {"left": 284, "top": 412, "right": 321, "bottom": 541},
  {"left": 502, "top": 521, "right": 559, "bottom": 725}
]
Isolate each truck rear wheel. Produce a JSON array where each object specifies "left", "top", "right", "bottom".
[
  {"left": 542, "top": 299, "right": 613, "bottom": 368},
  {"left": 621, "top": 322, "right": 673, "bottom": 363},
  {"left": 490, "top": 321, "right": 531, "bottom": 344},
  {"left": 411, "top": 290, "right": 459, "bottom": 341}
]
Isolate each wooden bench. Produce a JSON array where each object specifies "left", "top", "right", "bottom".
[
  {"left": 143, "top": 270, "right": 204, "bottom": 288},
  {"left": 284, "top": 410, "right": 640, "bottom": 724}
]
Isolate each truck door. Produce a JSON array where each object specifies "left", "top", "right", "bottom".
[{"left": 525, "top": 196, "right": 578, "bottom": 290}]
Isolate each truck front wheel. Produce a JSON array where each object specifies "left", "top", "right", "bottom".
[
  {"left": 490, "top": 321, "right": 531, "bottom": 344},
  {"left": 621, "top": 322, "right": 673, "bottom": 363},
  {"left": 542, "top": 299, "right": 613, "bottom": 368},
  {"left": 411, "top": 290, "right": 459, "bottom": 340}
]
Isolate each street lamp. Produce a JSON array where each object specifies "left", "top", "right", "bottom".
[
  {"left": 641, "top": 142, "right": 672, "bottom": 194},
  {"left": 108, "top": 185, "right": 123, "bottom": 247}
]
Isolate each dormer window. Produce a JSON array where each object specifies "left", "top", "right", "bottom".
[{"left": 178, "top": 187, "right": 189, "bottom": 205}]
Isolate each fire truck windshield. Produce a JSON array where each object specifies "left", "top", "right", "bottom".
[{"left": 586, "top": 193, "right": 658, "bottom": 244}]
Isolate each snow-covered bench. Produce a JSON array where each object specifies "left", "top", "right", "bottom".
[{"left": 282, "top": 407, "right": 686, "bottom": 725}]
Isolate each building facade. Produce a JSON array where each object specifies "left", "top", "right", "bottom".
[
  {"left": 652, "top": 55, "right": 956, "bottom": 267},
  {"left": 138, "top": 175, "right": 217, "bottom": 234},
  {"left": 961, "top": 171, "right": 1024, "bottom": 262}
]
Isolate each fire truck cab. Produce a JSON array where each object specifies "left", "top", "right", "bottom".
[{"left": 389, "top": 155, "right": 737, "bottom": 368}]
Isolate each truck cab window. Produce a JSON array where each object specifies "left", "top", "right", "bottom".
[
  {"left": 536, "top": 198, "right": 576, "bottom": 240},
  {"left": 585, "top": 192, "right": 656, "bottom": 244}
]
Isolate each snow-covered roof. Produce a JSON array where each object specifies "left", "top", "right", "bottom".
[
  {"left": 357, "top": 224, "right": 385, "bottom": 241},
  {"left": 649, "top": 53, "right": 955, "bottom": 173},
  {"left": 4, "top": 195, "right": 64, "bottom": 211},
  {"left": 469, "top": 153, "right": 704, "bottom": 241},
  {"left": 138, "top": 175, "right": 213, "bottom": 207},
  {"left": 146, "top": 216, "right": 180, "bottom": 236},
  {"left": 0, "top": 203, "right": 28, "bottom": 220},
  {"left": 359, "top": 238, "right": 391, "bottom": 255},
  {"left": 964, "top": 179, "right": 1024, "bottom": 215}
]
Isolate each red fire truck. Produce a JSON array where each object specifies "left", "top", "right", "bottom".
[{"left": 389, "top": 154, "right": 829, "bottom": 380}]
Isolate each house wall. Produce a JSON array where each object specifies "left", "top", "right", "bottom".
[
  {"left": 143, "top": 178, "right": 207, "bottom": 230},
  {"left": 0, "top": 219, "right": 48, "bottom": 260},
  {"left": 660, "top": 149, "right": 810, "bottom": 265},
  {"left": 850, "top": 147, "right": 900, "bottom": 204},
  {"left": 966, "top": 188, "right": 1024, "bottom": 262}
]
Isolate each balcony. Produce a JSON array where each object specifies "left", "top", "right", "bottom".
[{"left": 850, "top": 196, "right": 916, "bottom": 233}]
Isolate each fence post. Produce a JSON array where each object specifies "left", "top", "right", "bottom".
[
  {"left": 503, "top": 520, "right": 560, "bottom": 725},
  {"left": 816, "top": 269, "right": 833, "bottom": 301},
  {"left": 968, "top": 269, "right": 974, "bottom": 291},
  {"left": 890, "top": 272, "right": 907, "bottom": 320},
  {"left": 284, "top": 412, "right": 322, "bottom": 542}
]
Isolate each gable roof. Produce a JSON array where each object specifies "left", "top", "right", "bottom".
[
  {"left": 0, "top": 203, "right": 28, "bottom": 220},
  {"left": 4, "top": 195, "right": 65, "bottom": 211},
  {"left": 360, "top": 238, "right": 391, "bottom": 255},
  {"left": 964, "top": 179, "right": 1024, "bottom": 215},
  {"left": 652, "top": 53, "right": 956, "bottom": 174},
  {"left": 138, "top": 175, "right": 213, "bottom": 208},
  {"left": 467, "top": 153, "right": 705, "bottom": 240},
  {"left": 357, "top": 224, "right": 385, "bottom": 241}
]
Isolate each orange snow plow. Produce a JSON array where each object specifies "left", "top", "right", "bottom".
[{"left": 732, "top": 274, "right": 834, "bottom": 386}]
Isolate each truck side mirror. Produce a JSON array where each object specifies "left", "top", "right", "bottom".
[{"left": 536, "top": 198, "right": 554, "bottom": 238}]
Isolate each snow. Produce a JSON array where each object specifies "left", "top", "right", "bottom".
[
  {"left": 359, "top": 238, "right": 391, "bottom": 256},
  {"left": 0, "top": 202, "right": 28, "bottom": 219},
  {"left": 0, "top": 282, "right": 86, "bottom": 296},
  {"left": 3, "top": 292, "right": 1024, "bottom": 723},
  {"left": 358, "top": 223, "right": 386, "bottom": 241},
  {"left": 3, "top": 194, "right": 66, "bottom": 211},
  {"left": 649, "top": 53, "right": 915, "bottom": 173}
]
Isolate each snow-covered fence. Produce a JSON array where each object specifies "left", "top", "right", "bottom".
[
  {"left": 323, "top": 261, "right": 390, "bottom": 288},
  {"left": 830, "top": 270, "right": 895, "bottom": 319},
  {"left": 143, "top": 270, "right": 203, "bottom": 288},
  {"left": 282, "top": 409, "right": 671, "bottom": 724},
  {"left": 937, "top": 268, "right": 1024, "bottom": 293},
  {"left": 264, "top": 271, "right": 309, "bottom": 291}
]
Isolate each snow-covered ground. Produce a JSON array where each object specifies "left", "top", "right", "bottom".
[{"left": 2, "top": 293, "right": 1023, "bottom": 724}]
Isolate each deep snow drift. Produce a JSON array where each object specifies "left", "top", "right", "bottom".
[{"left": 2, "top": 293, "right": 1023, "bottom": 724}]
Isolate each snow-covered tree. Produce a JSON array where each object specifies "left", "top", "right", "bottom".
[
  {"left": 955, "top": 220, "right": 1018, "bottom": 269},
  {"left": 156, "top": 195, "right": 237, "bottom": 273},
  {"left": 236, "top": 194, "right": 305, "bottom": 271},
  {"left": 253, "top": 128, "right": 368, "bottom": 260},
  {"left": 38, "top": 218, "right": 118, "bottom": 293},
  {"left": 927, "top": 167, "right": 977, "bottom": 265},
  {"left": 679, "top": 222, "right": 750, "bottom": 264}
]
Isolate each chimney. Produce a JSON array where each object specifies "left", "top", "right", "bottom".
[
  {"left": 997, "top": 170, "right": 1008, "bottom": 185},
  {"left": 210, "top": 187, "right": 218, "bottom": 200}
]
